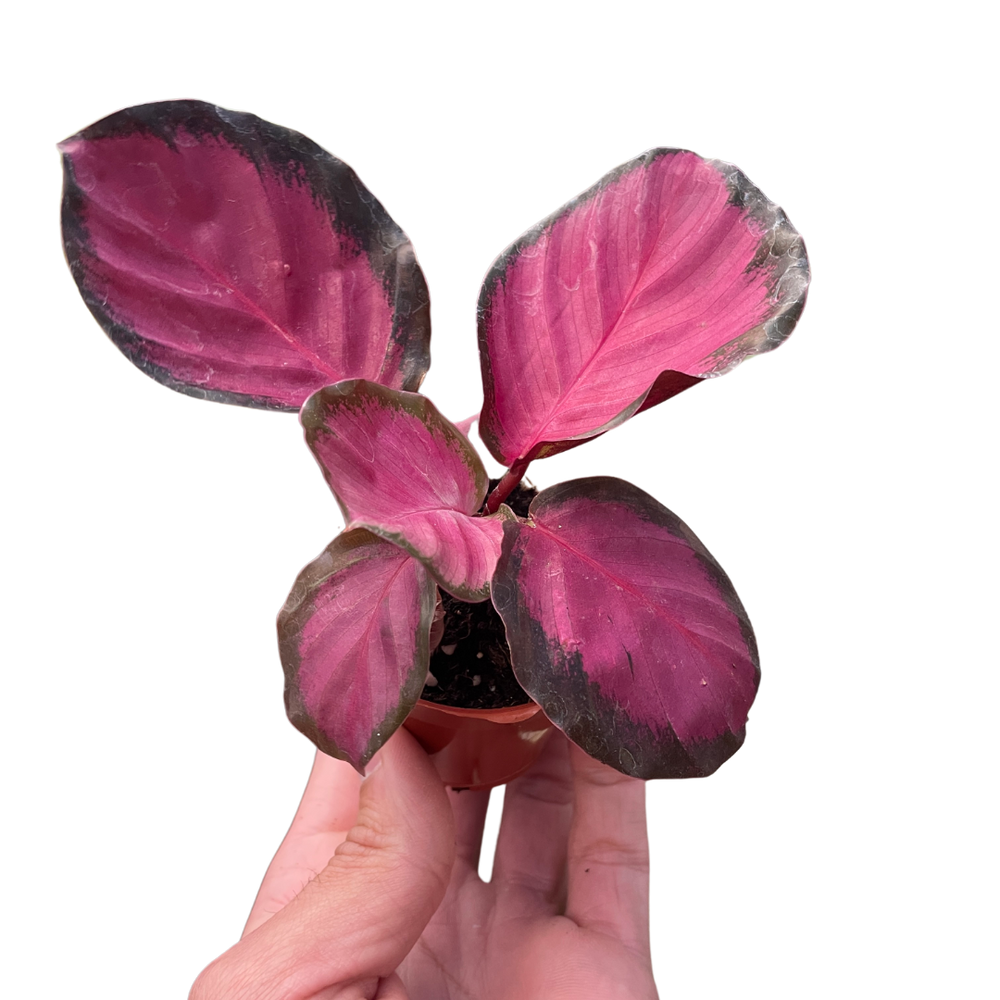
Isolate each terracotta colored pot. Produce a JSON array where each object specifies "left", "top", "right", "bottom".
[{"left": 403, "top": 698, "right": 554, "bottom": 790}]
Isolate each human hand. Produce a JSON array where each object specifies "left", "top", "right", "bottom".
[{"left": 190, "top": 728, "right": 658, "bottom": 999}]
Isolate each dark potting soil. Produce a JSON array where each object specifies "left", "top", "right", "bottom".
[{"left": 419, "top": 479, "right": 537, "bottom": 710}]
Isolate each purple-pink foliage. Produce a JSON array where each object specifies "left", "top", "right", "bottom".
[{"left": 61, "top": 101, "right": 809, "bottom": 778}]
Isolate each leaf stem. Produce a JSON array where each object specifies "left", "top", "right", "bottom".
[{"left": 484, "top": 456, "right": 532, "bottom": 514}]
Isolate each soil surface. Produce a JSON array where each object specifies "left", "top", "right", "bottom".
[{"left": 420, "top": 480, "right": 536, "bottom": 710}]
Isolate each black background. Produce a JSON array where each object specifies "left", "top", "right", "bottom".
[{"left": 50, "top": 95, "right": 833, "bottom": 996}]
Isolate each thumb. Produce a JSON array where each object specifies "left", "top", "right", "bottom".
[{"left": 190, "top": 728, "right": 455, "bottom": 1000}]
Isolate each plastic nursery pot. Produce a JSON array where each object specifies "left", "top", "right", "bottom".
[{"left": 403, "top": 698, "right": 554, "bottom": 791}]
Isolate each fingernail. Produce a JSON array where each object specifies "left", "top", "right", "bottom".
[{"left": 362, "top": 752, "right": 383, "bottom": 780}]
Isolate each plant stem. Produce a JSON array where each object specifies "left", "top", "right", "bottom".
[{"left": 484, "top": 456, "right": 532, "bottom": 514}]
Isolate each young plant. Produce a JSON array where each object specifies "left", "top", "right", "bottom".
[{"left": 61, "top": 101, "right": 809, "bottom": 781}]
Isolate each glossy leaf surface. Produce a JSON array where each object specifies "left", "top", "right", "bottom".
[
  {"left": 303, "top": 380, "right": 510, "bottom": 601},
  {"left": 279, "top": 529, "right": 436, "bottom": 770},
  {"left": 492, "top": 477, "right": 759, "bottom": 778},
  {"left": 479, "top": 149, "right": 809, "bottom": 463},
  {"left": 60, "top": 100, "right": 430, "bottom": 410}
]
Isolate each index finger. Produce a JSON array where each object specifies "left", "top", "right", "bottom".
[{"left": 243, "top": 750, "right": 361, "bottom": 937}]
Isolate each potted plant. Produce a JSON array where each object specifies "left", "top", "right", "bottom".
[{"left": 60, "top": 100, "right": 809, "bottom": 789}]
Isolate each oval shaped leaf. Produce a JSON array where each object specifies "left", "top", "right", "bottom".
[
  {"left": 60, "top": 100, "right": 430, "bottom": 410},
  {"left": 302, "top": 380, "right": 510, "bottom": 600},
  {"left": 491, "top": 477, "right": 759, "bottom": 778},
  {"left": 478, "top": 149, "right": 809, "bottom": 464},
  {"left": 279, "top": 529, "right": 437, "bottom": 771}
]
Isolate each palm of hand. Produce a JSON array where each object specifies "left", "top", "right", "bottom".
[
  {"left": 401, "top": 740, "right": 657, "bottom": 999},
  {"left": 195, "top": 731, "right": 657, "bottom": 999}
]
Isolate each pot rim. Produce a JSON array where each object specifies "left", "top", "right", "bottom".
[{"left": 414, "top": 697, "right": 542, "bottom": 724}]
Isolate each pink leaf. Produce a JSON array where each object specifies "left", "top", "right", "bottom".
[
  {"left": 302, "top": 380, "right": 511, "bottom": 601},
  {"left": 491, "top": 477, "right": 759, "bottom": 778},
  {"left": 278, "top": 529, "right": 437, "bottom": 771},
  {"left": 478, "top": 150, "right": 809, "bottom": 464},
  {"left": 60, "top": 101, "right": 430, "bottom": 410}
]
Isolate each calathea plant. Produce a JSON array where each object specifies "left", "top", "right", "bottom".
[{"left": 61, "top": 101, "right": 809, "bottom": 782}]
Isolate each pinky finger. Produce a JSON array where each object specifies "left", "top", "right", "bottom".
[{"left": 564, "top": 743, "right": 651, "bottom": 956}]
